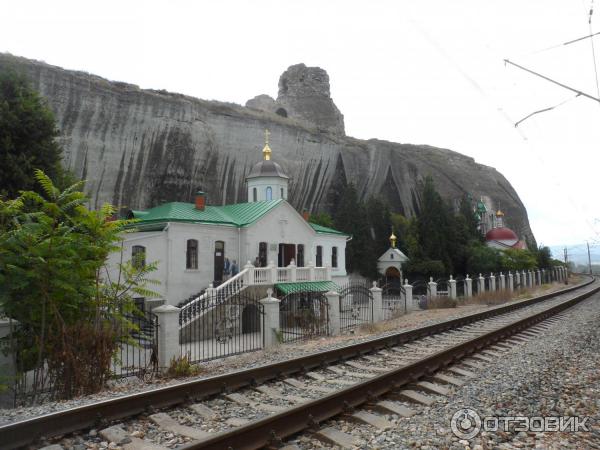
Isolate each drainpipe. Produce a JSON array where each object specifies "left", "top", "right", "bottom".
[
  {"left": 238, "top": 227, "right": 241, "bottom": 269},
  {"left": 164, "top": 223, "right": 170, "bottom": 303}
]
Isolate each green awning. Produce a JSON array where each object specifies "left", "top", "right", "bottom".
[{"left": 275, "top": 281, "right": 340, "bottom": 295}]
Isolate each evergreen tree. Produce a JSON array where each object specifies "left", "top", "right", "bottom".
[
  {"left": 0, "top": 70, "right": 65, "bottom": 197},
  {"left": 415, "top": 177, "right": 454, "bottom": 273},
  {"left": 333, "top": 184, "right": 376, "bottom": 277},
  {"left": 366, "top": 196, "right": 393, "bottom": 258},
  {"left": 309, "top": 212, "right": 334, "bottom": 228}
]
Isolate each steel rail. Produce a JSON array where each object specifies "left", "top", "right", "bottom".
[
  {"left": 0, "top": 277, "right": 594, "bottom": 450},
  {"left": 181, "top": 278, "right": 600, "bottom": 450}
]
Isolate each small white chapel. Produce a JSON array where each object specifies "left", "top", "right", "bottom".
[{"left": 106, "top": 131, "right": 350, "bottom": 307}]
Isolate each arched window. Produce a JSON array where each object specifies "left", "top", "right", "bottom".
[
  {"left": 275, "top": 107, "right": 288, "bottom": 118},
  {"left": 266, "top": 186, "right": 272, "bottom": 201},
  {"left": 132, "top": 245, "right": 146, "bottom": 269},
  {"left": 332, "top": 246, "right": 338, "bottom": 268},
  {"left": 252, "top": 187, "right": 257, "bottom": 202},
  {"left": 186, "top": 239, "right": 198, "bottom": 269}
]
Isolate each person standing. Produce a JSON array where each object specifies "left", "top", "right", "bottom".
[
  {"left": 224, "top": 257, "right": 231, "bottom": 280},
  {"left": 231, "top": 260, "right": 239, "bottom": 277}
]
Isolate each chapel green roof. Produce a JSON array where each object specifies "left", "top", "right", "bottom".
[
  {"left": 275, "top": 281, "right": 340, "bottom": 295},
  {"left": 129, "top": 199, "right": 348, "bottom": 236},
  {"left": 308, "top": 222, "right": 349, "bottom": 236},
  {"left": 129, "top": 199, "right": 284, "bottom": 228}
]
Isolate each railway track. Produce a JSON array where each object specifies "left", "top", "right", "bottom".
[{"left": 1, "top": 277, "right": 596, "bottom": 450}]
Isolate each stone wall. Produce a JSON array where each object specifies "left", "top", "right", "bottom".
[{"left": 0, "top": 53, "right": 535, "bottom": 244}]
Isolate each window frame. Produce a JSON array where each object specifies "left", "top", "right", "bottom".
[
  {"left": 132, "top": 245, "right": 146, "bottom": 269},
  {"left": 316, "top": 245, "right": 323, "bottom": 267},
  {"left": 186, "top": 239, "right": 199, "bottom": 270}
]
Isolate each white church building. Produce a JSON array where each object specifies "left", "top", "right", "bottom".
[{"left": 107, "top": 131, "right": 349, "bottom": 307}]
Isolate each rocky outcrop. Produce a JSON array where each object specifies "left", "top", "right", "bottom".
[
  {"left": 0, "top": 53, "right": 535, "bottom": 244},
  {"left": 246, "top": 64, "right": 345, "bottom": 134}
]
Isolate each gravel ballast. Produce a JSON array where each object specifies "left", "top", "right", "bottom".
[{"left": 289, "top": 290, "right": 600, "bottom": 449}]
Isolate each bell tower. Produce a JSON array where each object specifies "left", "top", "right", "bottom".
[{"left": 246, "top": 129, "right": 289, "bottom": 202}]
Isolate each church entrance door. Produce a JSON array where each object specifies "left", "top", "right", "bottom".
[
  {"left": 214, "top": 241, "right": 225, "bottom": 284},
  {"left": 278, "top": 243, "right": 296, "bottom": 267},
  {"left": 384, "top": 266, "right": 401, "bottom": 288}
]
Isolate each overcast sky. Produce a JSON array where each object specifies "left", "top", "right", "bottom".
[{"left": 2, "top": 0, "right": 600, "bottom": 254}]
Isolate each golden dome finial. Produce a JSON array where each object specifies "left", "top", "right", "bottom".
[
  {"left": 389, "top": 228, "right": 397, "bottom": 248},
  {"left": 262, "top": 129, "right": 272, "bottom": 161}
]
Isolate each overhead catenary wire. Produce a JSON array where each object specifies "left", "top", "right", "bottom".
[
  {"left": 587, "top": 0, "right": 600, "bottom": 104},
  {"left": 514, "top": 94, "right": 581, "bottom": 127}
]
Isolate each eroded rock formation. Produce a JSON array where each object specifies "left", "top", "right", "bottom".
[{"left": 0, "top": 53, "right": 535, "bottom": 244}]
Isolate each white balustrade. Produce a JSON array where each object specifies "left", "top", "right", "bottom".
[{"left": 180, "top": 263, "right": 333, "bottom": 326}]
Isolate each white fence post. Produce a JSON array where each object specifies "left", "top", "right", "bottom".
[
  {"left": 370, "top": 281, "right": 383, "bottom": 323},
  {"left": 244, "top": 261, "right": 254, "bottom": 285},
  {"left": 260, "top": 289, "right": 281, "bottom": 349},
  {"left": 428, "top": 277, "right": 437, "bottom": 298},
  {"left": 465, "top": 275, "right": 472, "bottom": 298},
  {"left": 325, "top": 291, "right": 341, "bottom": 336},
  {"left": 478, "top": 273, "right": 485, "bottom": 293},
  {"left": 289, "top": 261, "right": 297, "bottom": 282},
  {"left": 499, "top": 272, "right": 505, "bottom": 291},
  {"left": 308, "top": 261, "right": 315, "bottom": 281},
  {"left": 508, "top": 271, "right": 514, "bottom": 292},
  {"left": 403, "top": 279, "right": 413, "bottom": 311},
  {"left": 269, "top": 261, "right": 277, "bottom": 284},
  {"left": 154, "top": 305, "right": 181, "bottom": 371},
  {"left": 490, "top": 272, "right": 496, "bottom": 291},
  {"left": 448, "top": 275, "right": 457, "bottom": 299}
]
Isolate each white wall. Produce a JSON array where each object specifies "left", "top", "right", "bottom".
[
  {"left": 242, "top": 202, "right": 315, "bottom": 266},
  {"left": 105, "top": 231, "right": 168, "bottom": 299},
  {"left": 165, "top": 222, "right": 239, "bottom": 303},
  {"left": 314, "top": 234, "right": 348, "bottom": 277}
]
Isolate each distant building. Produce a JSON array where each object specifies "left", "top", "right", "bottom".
[
  {"left": 480, "top": 207, "right": 526, "bottom": 250},
  {"left": 377, "top": 230, "right": 409, "bottom": 284}
]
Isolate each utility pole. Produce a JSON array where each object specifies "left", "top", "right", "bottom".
[
  {"left": 564, "top": 247, "right": 569, "bottom": 284},
  {"left": 587, "top": 242, "right": 593, "bottom": 275}
]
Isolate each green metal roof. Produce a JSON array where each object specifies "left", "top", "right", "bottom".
[
  {"left": 275, "top": 281, "right": 340, "bottom": 295},
  {"left": 129, "top": 199, "right": 284, "bottom": 228},
  {"left": 309, "top": 222, "right": 349, "bottom": 236}
]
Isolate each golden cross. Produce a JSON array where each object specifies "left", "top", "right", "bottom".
[{"left": 264, "top": 129, "right": 270, "bottom": 145}]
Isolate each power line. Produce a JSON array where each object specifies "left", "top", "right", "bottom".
[{"left": 504, "top": 59, "right": 600, "bottom": 104}]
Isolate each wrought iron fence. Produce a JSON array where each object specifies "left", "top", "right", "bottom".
[
  {"left": 180, "top": 291, "right": 264, "bottom": 363},
  {"left": 435, "top": 278, "right": 449, "bottom": 296},
  {"left": 112, "top": 308, "right": 159, "bottom": 379},
  {"left": 381, "top": 282, "right": 407, "bottom": 318},
  {"left": 339, "top": 282, "right": 373, "bottom": 331},
  {"left": 455, "top": 276, "right": 466, "bottom": 298},
  {"left": 411, "top": 280, "right": 429, "bottom": 309},
  {"left": 279, "top": 291, "right": 329, "bottom": 342}
]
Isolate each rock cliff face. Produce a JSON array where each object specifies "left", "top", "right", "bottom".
[{"left": 0, "top": 53, "right": 535, "bottom": 244}]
